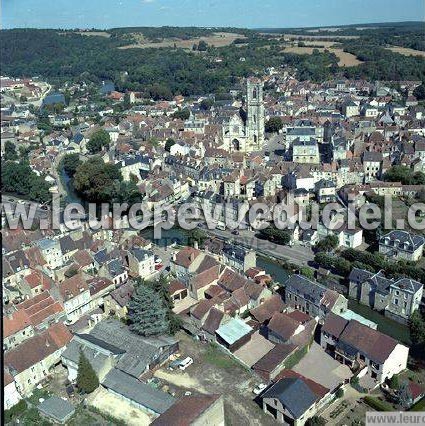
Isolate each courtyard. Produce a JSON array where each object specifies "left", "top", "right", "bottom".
[{"left": 293, "top": 342, "right": 352, "bottom": 390}]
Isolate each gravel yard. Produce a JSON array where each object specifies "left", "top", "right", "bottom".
[{"left": 153, "top": 332, "right": 276, "bottom": 426}]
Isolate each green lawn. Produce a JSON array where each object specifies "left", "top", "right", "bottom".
[
  {"left": 410, "top": 398, "right": 425, "bottom": 411},
  {"left": 348, "top": 300, "right": 411, "bottom": 345},
  {"left": 203, "top": 343, "right": 243, "bottom": 370}
]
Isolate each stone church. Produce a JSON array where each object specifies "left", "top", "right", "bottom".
[{"left": 222, "top": 78, "right": 265, "bottom": 153}]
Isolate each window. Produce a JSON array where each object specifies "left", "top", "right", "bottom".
[{"left": 394, "top": 298, "right": 399, "bottom": 305}]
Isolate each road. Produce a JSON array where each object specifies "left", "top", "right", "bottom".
[{"left": 204, "top": 227, "right": 314, "bottom": 265}]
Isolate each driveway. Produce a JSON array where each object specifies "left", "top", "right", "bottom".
[{"left": 293, "top": 342, "right": 352, "bottom": 390}]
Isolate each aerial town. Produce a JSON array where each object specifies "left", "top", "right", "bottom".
[{"left": 2, "top": 7, "right": 425, "bottom": 426}]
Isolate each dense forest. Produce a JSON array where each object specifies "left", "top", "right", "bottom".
[{"left": 1, "top": 23, "right": 424, "bottom": 98}]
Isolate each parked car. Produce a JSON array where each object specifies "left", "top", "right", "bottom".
[
  {"left": 252, "top": 383, "right": 268, "bottom": 395},
  {"left": 179, "top": 357, "right": 194, "bottom": 371},
  {"left": 168, "top": 358, "right": 183, "bottom": 370},
  {"left": 231, "top": 230, "right": 239, "bottom": 235}
]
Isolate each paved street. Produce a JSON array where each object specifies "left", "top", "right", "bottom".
[{"left": 205, "top": 227, "right": 315, "bottom": 265}]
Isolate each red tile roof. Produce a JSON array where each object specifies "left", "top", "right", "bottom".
[
  {"left": 151, "top": 394, "right": 222, "bottom": 426},
  {"left": 3, "top": 310, "right": 32, "bottom": 338},
  {"left": 250, "top": 295, "right": 285, "bottom": 323},
  {"left": 59, "top": 274, "right": 89, "bottom": 300},
  {"left": 340, "top": 320, "right": 398, "bottom": 364},
  {"left": 4, "top": 323, "right": 72, "bottom": 374},
  {"left": 174, "top": 247, "right": 201, "bottom": 269},
  {"left": 268, "top": 313, "right": 302, "bottom": 341}
]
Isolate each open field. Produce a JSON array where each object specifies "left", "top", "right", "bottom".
[
  {"left": 283, "top": 33, "right": 359, "bottom": 40},
  {"left": 386, "top": 46, "right": 425, "bottom": 57},
  {"left": 80, "top": 31, "right": 111, "bottom": 37},
  {"left": 119, "top": 32, "right": 246, "bottom": 49},
  {"left": 283, "top": 46, "right": 363, "bottom": 66}
]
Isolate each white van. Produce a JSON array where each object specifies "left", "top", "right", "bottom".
[{"left": 179, "top": 357, "right": 193, "bottom": 371}]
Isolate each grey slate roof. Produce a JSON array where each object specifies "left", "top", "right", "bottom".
[
  {"left": 262, "top": 377, "right": 317, "bottom": 418},
  {"left": 38, "top": 396, "right": 75, "bottom": 423},
  {"left": 61, "top": 340, "right": 111, "bottom": 377},
  {"left": 285, "top": 274, "right": 327, "bottom": 305},
  {"left": 223, "top": 243, "right": 248, "bottom": 262},
  {"left": 379, "top": 230, "right": 425, "bottom": 253},
  {"left": 102, "top": 368, "right": 175, "bottom": 414},
  {"left": 131, "top": 248, "right": 154, "bottom": 262},
  {"left": 88, "top": 319, "right": 177, "bottom": 378},
  {"left": 349, "top": 267, "right": 422, "bottom": 295}
]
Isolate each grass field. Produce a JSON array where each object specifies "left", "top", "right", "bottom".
[
  {"left": 386, "top": 46, "right": 425, "bottom": 57},
  {"left": 119, "top": 32, "right": 246, "bottom": 49}
]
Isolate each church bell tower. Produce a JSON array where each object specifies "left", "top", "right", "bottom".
[{"left": 246, "top": 78, "right": 265, "bottom": 151}]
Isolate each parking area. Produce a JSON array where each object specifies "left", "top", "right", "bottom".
[
  {"left": 293, "top": 342, "right": 352, "bottom": 390},
  {"left": 153, "top": 332, "right": 276, "bottom": 425},
  {"left": 233, "top": 331, "right": 275, "bottom": 367}
]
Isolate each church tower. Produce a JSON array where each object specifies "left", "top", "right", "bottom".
[{"left": 246, "top": 78, "right": 265, "bottom": 151}]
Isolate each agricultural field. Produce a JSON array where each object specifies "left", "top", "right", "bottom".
[
  {"left": 386, "top": 46, "right": 425, "bottom": 57},
  {"left": 283, "top": 45, "right": 363, "bottom": 67},
  {"left": 118, "top": 32, "right": 246, "bottom": 49},
  {"left": 283, "top": 33, "right": 359, "bottom": 40},
  {"left": 78, "top": 31, "right": 111, "bottom": 38}
]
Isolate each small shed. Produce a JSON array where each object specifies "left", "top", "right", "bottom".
[
  {"left": 215, "top": 318, "right": 253, "bottom": 352},
  {"left": 38, "top": 396, "right": 75, "bottom": 424}
]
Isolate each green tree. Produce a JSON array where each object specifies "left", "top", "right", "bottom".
[
  {"left": 76, "top": 350, "right": 99, "bottom": 394},
  {"left": 200, "top": 98, "right": 214, "bottom": 110},
  {"left": 87, "top": 129, "right": 111, "bottom": 154},
  {"left": 148, "top": 275, "right": 182, "bottom": 335},
  {"left": 197, "top": 40, "right": 208, "bottom": 51},
  {"left": 259, "top": 225, "right": 291, "bottom": 245},
  {"left": 265, "top": 116, "right": 283, "bottom": 133},
  {"left": 128, "top": 282, "right": 170, "bottom": 336},
  {"left": 306, "top": 416, "right": 326, "bottom": 426},
  {"left": 172, "top": 108, "right": 190, "bottom": 120},
  {"left": 300, "top": 267, "right": 315, "bottom": 279},
  {"left": 389, "top": 375, "right": 399, "bottom": 389},
  {"left": 123, "top": 92, "right": 131, "bottom": 110},
  {"left": 315, "top": 234, "right": 339, "bottom": 252},
  {"left": 413, "top": 84, "right": 425, "bottom": 101},
  {"left": 73, "top": 157, "right": 122, "bottom": 202},
  {"left": 61, "top": 153, "right": 81, "bottom": 178},
  {"left": 409, "top": 311, "right": 425, "bottom": 348},
  {"left": 64, "top": 89, "right": 71, "bottom": 106},
  {"left": 187, "top": 228, "right": 206, "bottom": 248},
  {"left": 4, "top": 141, "right": 18, "bottom": 161},
  {"left": 1, "top": 161, "right": 51, "bottom": 203},
  {"left": 165, "top": 138, "right": 175, "bottom": 152},
  {"left": 383, "top": 165, "right": 425, "bottom": 185}
]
